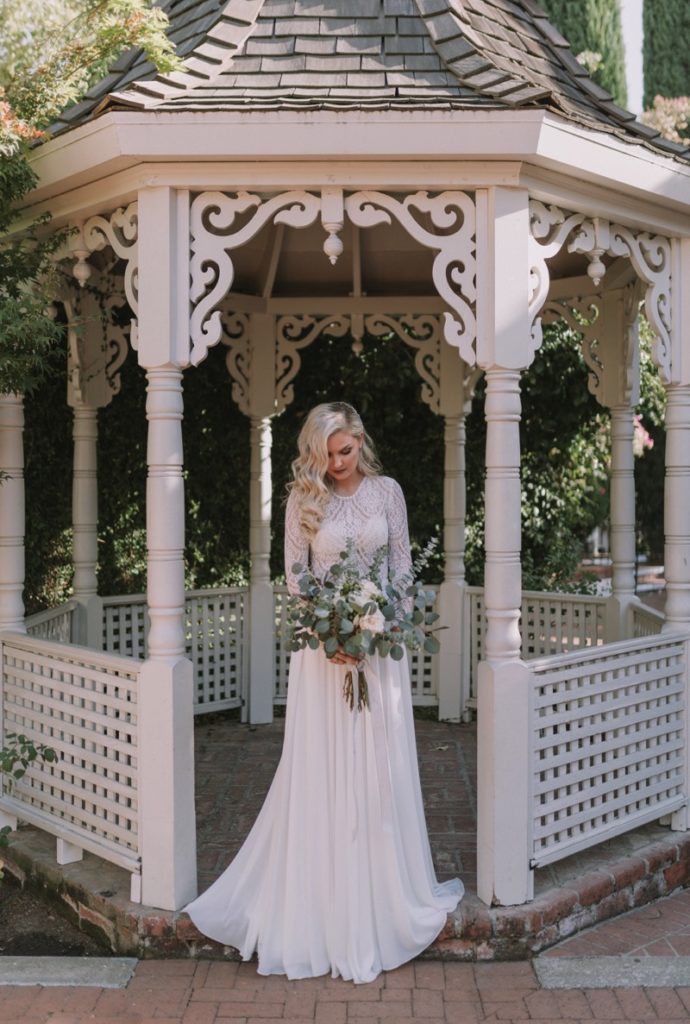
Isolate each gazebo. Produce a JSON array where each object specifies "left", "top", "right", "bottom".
[{"left": 2, "top": 0, "right": 690, "bottom": 918}]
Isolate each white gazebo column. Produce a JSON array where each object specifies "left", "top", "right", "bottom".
[
  {"left": 437, "top": 412, "right": 467, "bottom": 722},
  {"left": 664, "top": 385, "right": 690, "bottom": 833},
  {"left": 475, "top": 187, "right": 532, "bottom": 906},
  {"left": 0, "top": 394, "right": 26, "bottom": 633},
  {"left": 71, "top": 403, "right": 102, "bottom": 646},
  {"left": 608, "top": 405, "right": 637, "bottom": 638},
  {"left": 248, "top": 412, "right": 275, "bottom": 724},
  {"left": 0, "top": 394, "right": 24, "bottom": 834},
  {"left": 137, "top": 185, "right": 197, "bottom": 910},
  {"left": 224, "top": 311, "right": 278, "bottom": 725},
  {"left": 663, "top": 385, "right": 690, "bottom": 631}
]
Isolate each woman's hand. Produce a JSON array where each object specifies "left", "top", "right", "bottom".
[{"left": 330, "top": 649, "right": 360, "bottom": 667}]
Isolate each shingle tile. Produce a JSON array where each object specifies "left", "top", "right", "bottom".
[{"left": 47, "top": 0, "right": 689, "bottom": 167}]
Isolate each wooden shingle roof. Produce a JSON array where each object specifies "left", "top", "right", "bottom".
[{"left": 51, "top": 0, "right": 690, "bottom": 162}]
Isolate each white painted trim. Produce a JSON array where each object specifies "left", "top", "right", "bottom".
[{"left": 25, "top": 108, "right": 690, "bottom": 227}]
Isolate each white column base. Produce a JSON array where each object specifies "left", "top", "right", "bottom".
[
  {"left": 437, "top": 580, "right": 465, "bottom": 722},
  {"left": 477, "top": 659, "right": 533, "bottom": 906},
  {"left": 248, "top": 580, "right": 275, "bottom": 725},
  {"left": 139, "top": 657, "right": 197, "bottom": 911},
  {"left": 56, "top": 838, "right": 83, "bottom": 865}
]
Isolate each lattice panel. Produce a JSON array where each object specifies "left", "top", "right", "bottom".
[
  {"left": 466, "top": 588, "right": 608, "bottom": 706},
  {"left": 186, "top": 588, "right": 247, "bottom": 713},
  {"left": 274, "top": 587, "right": 291, "bottom": 700},
  {"left": 26, "top": 602, "right": 76, "bottom": 645},
  {"left": 103, "top": 596, "right": 148, "bottom": 660},
  {"left": 1, "top": 636, "right": 140, "bottom": 866},
  {"left": 273, "top": 586, "right": 439, "bottom": 704},
  {"left": 531, "top": 635, "right": 687, "bottom": 867},
  {"left": 522, "top": 593, "right": 606, "bottom": 660},
  {"left": 103, "top": 590, "right": 248, "bottom": 714},
  {"left": 632, "top": 603, "right": 666, "bottom": 639}
]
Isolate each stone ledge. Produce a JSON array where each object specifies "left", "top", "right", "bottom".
[{"left": 3, "top": 825, "right": 690, "bottom": 961}]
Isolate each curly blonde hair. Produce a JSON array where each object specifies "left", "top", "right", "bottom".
[{"left": 288, "top": 402, "right": 381, "bottom": 541}]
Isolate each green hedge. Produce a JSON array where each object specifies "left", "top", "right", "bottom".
[
  {"left": 539, "top": 0, "right": 628, "bottom": 107},
  {"left": 642, "top": 0, "right": 690, "bottom": 109},
  {"left": 25, "top": 320, "right": 635, "bottom": 611}
]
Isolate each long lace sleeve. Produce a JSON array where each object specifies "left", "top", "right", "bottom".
[
  {"left": 284, "top": 489, "right": 309, "bottom": 595},
  {"left": 386, "top": 478, "right": 412, "bottom": 589}
]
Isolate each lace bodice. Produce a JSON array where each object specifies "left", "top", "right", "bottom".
[{"left": 284, "top": 475, "right": 412, "bottom": 595}]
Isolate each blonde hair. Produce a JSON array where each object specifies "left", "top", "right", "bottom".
[{"left": 288, "top": 402, "right": 381, "bottom": 540}]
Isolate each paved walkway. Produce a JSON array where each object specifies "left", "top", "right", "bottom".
[
  {"left": 2, "top": 886, "right": 690, "bottom": 1022},
  {"left": 3, "top": 947, "right": 690, "bottom": 1023}
]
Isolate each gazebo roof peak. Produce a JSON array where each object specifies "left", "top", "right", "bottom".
[{"left": 52, "top": 0, "right": 689, "bottom": 163}]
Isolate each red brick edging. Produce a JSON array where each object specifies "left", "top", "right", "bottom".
[{"left": 3, "top": 830, "right": 690, "bottom": 960}]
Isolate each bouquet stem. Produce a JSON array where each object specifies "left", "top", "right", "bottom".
[{"left": 343, "top": 668, "right": 369, "bottom": 711}]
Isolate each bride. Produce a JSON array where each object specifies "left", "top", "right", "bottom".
[{"left": 184, "top": 402, "right": 463, "bottom": 983}]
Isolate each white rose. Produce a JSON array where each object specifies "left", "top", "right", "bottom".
[
  {"left": 355, "top": 579, "right": 381, "bottom": 603},
  {"left": 357, "top": 608, "right": 386, "bottom": 634}
]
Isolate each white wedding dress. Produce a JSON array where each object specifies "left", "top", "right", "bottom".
[{"left": 185, "top": 475, "right": 463, "bottom": 983}]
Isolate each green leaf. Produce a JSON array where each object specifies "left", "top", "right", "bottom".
[
  {"left": 324, "top": 637, "right": 339, "bottom": 656},
  {"left": 424, "top": 636, "right": 440, "bottom": 654},
  {"left": 307, "top": 634, "right": 320, "bottom": 650},
  {"left": 339, "top": 618, "right": 354, "bottom": 634},
  {"left": 382, "top": 604, "right": 397, "bottom": 621},
  {"left": 315, "top": 619, "right": 331, "bottom": 635},
  {"left": 390, "top": 644, "right": 404, "bottom": 661}
]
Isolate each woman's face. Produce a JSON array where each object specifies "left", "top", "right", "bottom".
[{"left": 326, "top": 430, "right": 362, "bottom": 486}]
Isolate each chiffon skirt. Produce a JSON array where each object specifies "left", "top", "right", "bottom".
[{"left": 184, "top": 648, "right": 463, "bottom": 984}]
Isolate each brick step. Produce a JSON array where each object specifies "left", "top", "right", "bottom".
[{"left": 3, "top": 825, "right": 690, "bottom": 961}]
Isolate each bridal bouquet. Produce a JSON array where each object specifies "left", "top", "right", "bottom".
[{"left": 282, "top": 540, "right": 441, "bottom": 711}]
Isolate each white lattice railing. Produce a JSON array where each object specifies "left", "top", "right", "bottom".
[
  {"left": 530, "top": 633, "right": 688, "bottom": 868},
  {"left": 103, "top": 588, "right": 248, "bottom": 714},
  {"left": 464, "top": 587, "right": 608, "bottom": 711},
  {"left": 273, "top": 585, "right": 439, "bottom": 705},
  {"left": 25, "top": 601, "right": 77, "bottom": 645},
  {"left": 632, "top": 601, "right": 666, "bottom": 638},
  {"left": 0, "top": 631, "right": 142, "bottom": 893}
]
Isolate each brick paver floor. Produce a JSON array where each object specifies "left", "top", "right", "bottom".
[
  {"left": 5, "top": 956, "right": 690, "bottom": 1023},
  {"left": 542, "top": 887, "right": 690, "bottom": 959}
]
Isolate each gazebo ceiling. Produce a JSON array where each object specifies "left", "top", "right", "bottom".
[
  {"left": 51, "top": 0, "right": 689, "bottom": 166},
  {"left": 227, "top": 211, "right": 598, "bottom": 300}
]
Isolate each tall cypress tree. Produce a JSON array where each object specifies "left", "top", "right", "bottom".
[
  {"left": 539, "top": 0, "right": 628, "bottom": 108},
  {"left": 643, "top": 0, "right": 690, "bottom": 108}
]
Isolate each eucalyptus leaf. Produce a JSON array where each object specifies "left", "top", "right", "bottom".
[
  {"left": 324, "top": 636, "right": 339, "bottom": 656},
  {"left": 424, "top": 636, "right": 441, "bottom": 654},
  {"left": 307, "top": 634, "right": 320, "bottom": 650},
  {"left": 390, "top": 644, "right": 404, "bottom": 661}
]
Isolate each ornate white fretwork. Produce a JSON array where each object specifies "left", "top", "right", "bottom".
[
  {"left": 191, "top": 189, "right": 477, "bottom": 368},
  {"left": 220, "top": 311, "right": 251, "bottom": 415},
  {"left": 345, "top": 191, "right": 476, "bottom": 364},
  {"left": 275, "top": 315, "right": 350, "bottom": 413},
  {"left": 528, "top": 202, "right": 587, "bottom": 360},
  {"left": 541, "top": 280, "right": 643, "bottom": 408},
  {"left": 529, "top": 200, "right": 672, "bottom": 383},
  {"left": 82, "top": 204, "right": 139, "bottom": 349},
  {"left": 190, "top": 192, "right": 322, "bottom": 367},
  {"left": 63, "top": 266, "right": 129, "bottom": 410},
  {"left": 221, "top": 308, "right": 474, "bottom": 417},
  {"left": 542, "top": 295, "right": 603, "bottom": 400}
]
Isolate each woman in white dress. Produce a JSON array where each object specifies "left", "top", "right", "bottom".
[{"left": 185, "top": 402, "right": 463, "bottom": 983}]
